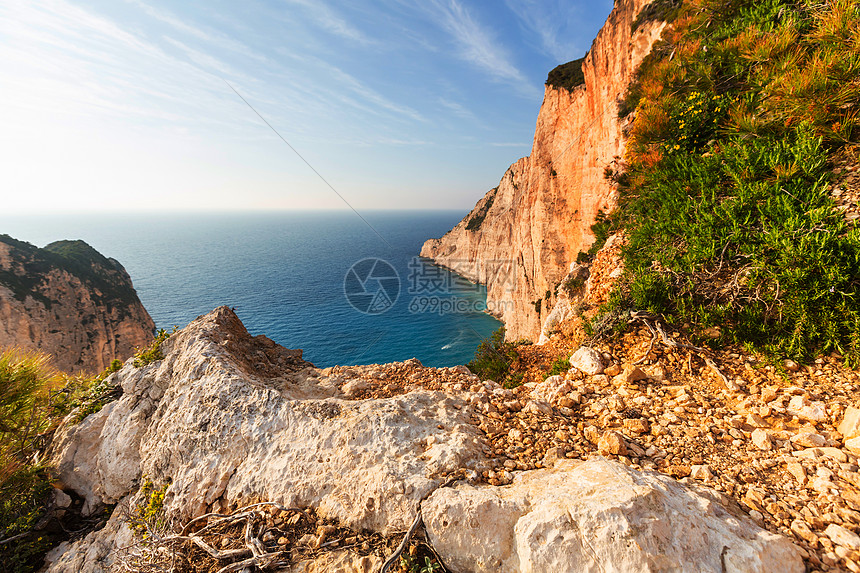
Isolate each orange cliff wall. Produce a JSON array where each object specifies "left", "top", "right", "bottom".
[{"left": 420, "top": 0, "right": 664, "bottom": 341}]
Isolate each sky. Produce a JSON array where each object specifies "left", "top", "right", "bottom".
[{"left": 0, "top": 0, "right": 614, "bottom": 213}]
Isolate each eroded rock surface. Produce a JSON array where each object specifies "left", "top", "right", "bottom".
[
  {"left": 50, "top": 307, "right": 489, "bottom": 528},
  {"left": 45, "top": 308, "right": 805, "bottom": 572},
  {"left": 423, "top": 458, "right": 805, "bottom": 573}
]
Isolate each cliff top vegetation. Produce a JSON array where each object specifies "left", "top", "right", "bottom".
[
  {"left": 0, "top": 235, "right": 137, "bottom": 314},
  {"left": 546, "top": 57, "right": 586, "bottom": 91},
  {"left": 590, "top": 0, "right": 860, "bottom": 365},
  {"left": 0, "top": 348, "right": 123, "bottom": 572}
]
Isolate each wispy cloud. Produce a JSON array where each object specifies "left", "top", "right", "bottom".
[
  {"left": 311, "top": 59, "right": 426, "bottom": 123},
  {"left": 163, "top": 37, "right": 237, "bottom": 77},
  {"left": 431, "top": 1, "right": 517, "bottom": 79},
  {"left": 503, "top": 0, "right": 599, "bottom": 63},
  {"left": 423, "top": 0, "right": 538, "bottom": 97},
  {"left": 126, "top": 0, "right": 274, "bottom": 65},
  {"left": 437, "top": 97, "right": 479, "bottom": 123},
  {"left": 282, "top": 0, "right": 376, "bottom": 45}
]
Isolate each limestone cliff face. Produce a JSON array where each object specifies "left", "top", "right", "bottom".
[
  {"left": 0, "top": 235, "right": 155, "bottom": 373},
  {"left": 421, "top": 0, "right": 665, "bottom": 341}
]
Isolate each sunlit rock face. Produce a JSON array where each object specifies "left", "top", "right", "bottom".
[
  {"left": 0, "top": 235, "right": 155, "bottom": 373},
  {"left": 421, "top": 0, "right": 664, "bottom": 342}
]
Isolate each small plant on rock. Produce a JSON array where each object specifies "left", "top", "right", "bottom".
[
  {"left": 133, "top": 328, "right": 175, "bottom": 368},
  {"left": 129, "top": 478, "right": 170, "bottom": 538},
  {"left": 467, "top": 327, "right": 522, "bottom": 387},
  {"left": 543, "top": 355, "right": 571, "bottom": 380}
]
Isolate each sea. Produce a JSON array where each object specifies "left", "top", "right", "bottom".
[{"left": 0, "top": 211, "right": 501, "bottom": 368}]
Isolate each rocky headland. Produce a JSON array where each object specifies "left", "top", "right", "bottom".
[
  {"left": 420, "top": 0, "right": 663, "bottom": 341},
  {"left": 0, "top": 235, "right": 155, "bottom": 374}
]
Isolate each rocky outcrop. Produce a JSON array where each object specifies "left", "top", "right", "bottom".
[
  {"left": 44, "top": 307, "right": 805, "bottom": 572},
  {"left": 423, "top": 458, "right": 804, "bottom": 573},
  {"left": 538, "top": 232, "right": 627, "bottom": 344},
  {"left": 0, "top": 235, "right": 155, "bottom": 373},
  {"left": 420, "top": 0, "right": 665, "bottom": 341},
  {"left": 49, "top": 307, "right": 488, "bottom": 528}
]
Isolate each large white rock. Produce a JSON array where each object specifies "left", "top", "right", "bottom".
[
  {"left": 569, "top": 346, "right": 604, "bottom": 375},
  {"left": 423, "top": 458, "right": 804, "bottom": 573},
  {"left": 47, "top": 307, "right": 489, "bottom": 571},
  {"left": 787, "top": 395, "right": 826, "bottom": 423}
]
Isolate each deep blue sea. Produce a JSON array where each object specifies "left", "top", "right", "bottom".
[{"left": 0, "top": 211, "right": 501, "bottom": 367}]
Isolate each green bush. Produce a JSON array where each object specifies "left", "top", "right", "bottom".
[
  {"left": 0, "top": 349, "right": 58, "bottom": 572},
  {"left": 543, "top": 355, "right": 571, "bottom": 379},
  {"left": 631, "top": 0, "right": 682, "bottom": 34},
  {"left": 467, "top": 328, "right": 521, "bottom": 386},
  {"left": 546, "top": 58, "right": 586, "bottom": 91},
  {"left": 0, "top": 350, "right": 131, "bottom": 571},
  {"left": 129, "top": 478, "right": 170, "bottom": 537},
  {"left": 0, "top": 466, "right": 53, "bottom": 573},
  {"left": 133, "top": 328, "right": 174, "bottom": 368},
  {"left": 466, "top": 189, "right": 497, "bottom": 232},
  {"left": 50, "top": 358, "right": 125, "bottom": 424},
  {"left": 609, "top": 0, "right": 860, "bottom": 364}
]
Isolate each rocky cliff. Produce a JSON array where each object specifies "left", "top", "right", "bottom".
[
  {"left": 43, "top": 307, "right": 803, "bottom": 572},
  {"left": 420, "top": 0, "right": 665, "bottom": 341},
  {"left": 0, "top": 234, "right": 155, "bottom": 373}
]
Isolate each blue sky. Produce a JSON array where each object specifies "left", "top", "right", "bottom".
[{"left": 0, "top": 0, "right": 614, "bottom": 213}]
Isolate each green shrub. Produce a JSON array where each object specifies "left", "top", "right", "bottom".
[
  {"left": 0, "top": 466, "right": 53, "bottom": 573},
  {"left": 609, "top": 0, "right": 860, "bottom": 364},
  {"left": 546, "top": 58, "right": 586, "bottom": 91},
  {"left": 0, "top": 350, "right": 131, "bottom": 571},
  {"left": 50, "top": 358, "right": 126, "bottom": 424},
  {"left": 467, "top": 328, "right": 521, "bottom": 386},
  {"left": 466, "top": 189, "right": 497, "bottom": 232},
  {"left": 133, "top": 328, "right": 174, "bottom": 368},
  {"left": 631, "top": 0, "right": 682, "bottom": 34},
  {"left": 543, "top": 355, "right": 571, "bottom": 379},
  {"left": 0, "top": 349, "right": 59, "bottom": 573},
  {"left": 563, "top": 276, "right": 586, "bottom": 295},
  {"left": 578, "top": 210, "right": 618, "bottom": 263},
  {"left": 129, "top": 478, "right": 170, "bottom": 537}
]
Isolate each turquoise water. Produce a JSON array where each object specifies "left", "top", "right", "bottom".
[{"left": 0, "top": 211, "right": 501, "bottom": 367}]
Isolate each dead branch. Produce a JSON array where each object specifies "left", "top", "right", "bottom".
[
  {"left": 633, "top": 319, "right": 657, "bottom": 365},
  {"left": 379, "top": 503, "right": 424, "bottom": 573},
  {"left": 704, "top": 356, "right": 740, "bottom": 392},
  {"left": 379, "top": 474, "right": 462, "bottom": 573}
]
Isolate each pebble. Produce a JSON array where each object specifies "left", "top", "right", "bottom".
[
  {"left": 792, "top": 433, "right": 827, "bottom": 448},
  {"left": 826, "top": 524, "right": 860, "bottom": 550},
  {"left": 752, "top": 428, "right": 772, "bottom": 451},
  {"left": 597, "top": 430, "right": 627, "bottom": 456}
]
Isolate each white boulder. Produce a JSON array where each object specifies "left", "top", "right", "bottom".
[
  {"left": 569, "top": 346, "right": 604, "bottom": 375},
  {"left": 839, "top": 406, "right": 860, "bottom": 441},
  {"left": 47, "top": 307, "right": 489, "bottom": 571},
  {"left": 787, "top": 395, "right": 826, "bottom": 423},
  {"left": 423, "top": 458, "right": 804, "bottom": 573}
]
